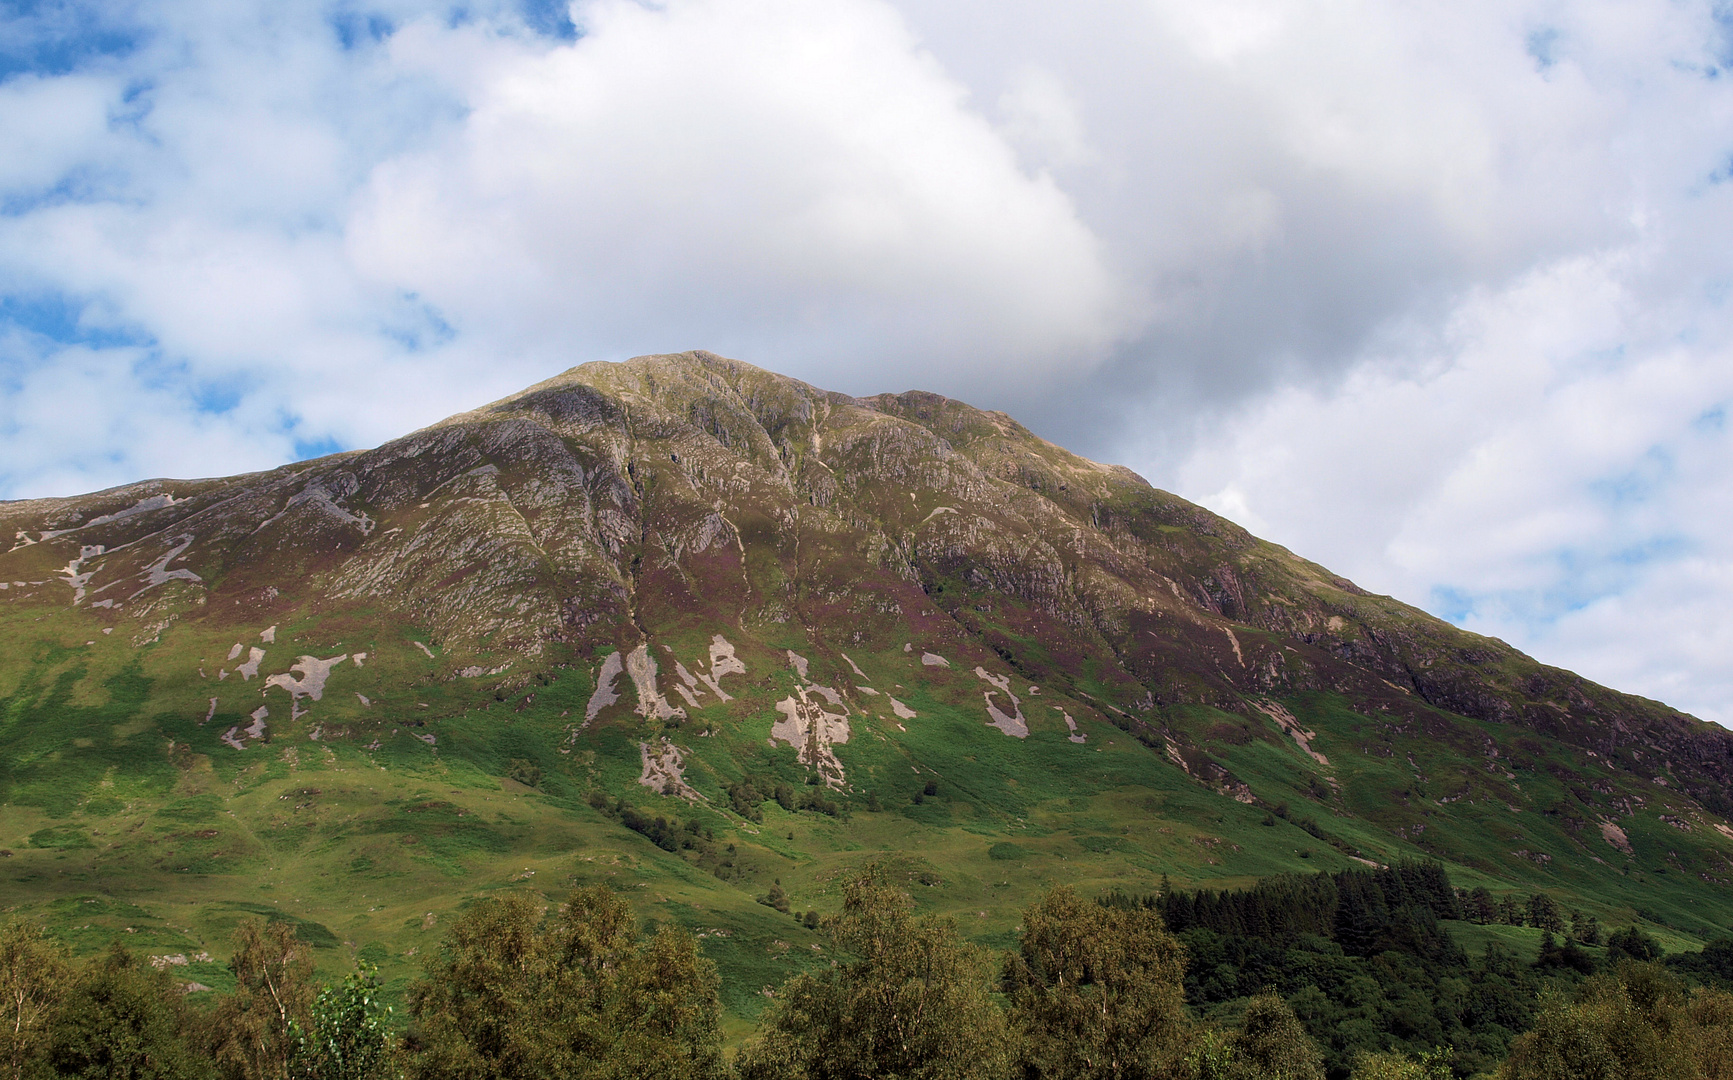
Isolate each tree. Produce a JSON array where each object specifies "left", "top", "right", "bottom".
[
  {"left": 1235, "top": 993, "right": 1327, "bottom": 1080},
  {"left": 1348, "top": 1047, "right": 1452, "bottom": 1080},
  {"left": 1189, "top": 993, "right": 1326, "bottom": 1080},
  {"left": 1526, "top": 895, "right": 1565, "bottom": 935},
  {"left": 1681, "top": 984, "right": 1733, "bottom": 1080},
  {"left": 737, "top": 864, "right": 1012, "bottom": 1080},
  {"left": 0, "top": 921, "right": 72, "bottom": 1080},
  {"left": 1004, "top": 887, "right": 1191, "bottom": 1079},
  {"left": 204, "top": 919, "right": 317, "bottom": 1080},
  {"left": 406, "top": 885, "right": 722, "bottom": 1080},
  {"left": 1571, "top": 912, "right": 1603, "bottom": 947},
  {"left": 1498, "top": 964, "right": 1694, "bottom": 1080},
  {"left": 292, "top": 962, "right": 397, "bottom": 1080},
  {"left": 1608, "top": 928, "right": 1664, "bottom": 964},
  {"left": 45, "top": 942, "right": 210, "bottom": 1080},
  {"left": 1498, "top": 896, "right": 1525, "bottom": 927}
]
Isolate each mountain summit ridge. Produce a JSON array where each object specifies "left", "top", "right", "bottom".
[{"left": 1, "top": 350, "right": 1730, "bottom": 986}]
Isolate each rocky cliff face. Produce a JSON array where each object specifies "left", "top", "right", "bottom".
[{"left": 4, "top": 351, "right": 1731, "bottom": 936}]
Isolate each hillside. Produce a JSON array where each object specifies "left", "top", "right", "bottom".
[{"left": 2, "top": 350, "right": 1729, "bottom": 1023}]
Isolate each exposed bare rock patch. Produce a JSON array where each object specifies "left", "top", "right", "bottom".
[
  {"left": 265, "top": 655, "right": 348, "bottom": 719},
  {"left": 236, "top": 648, "right": 265, "bottom": 681},
  {"left": 1600, "top": 820, "right": 1633, "bottom": 854},
  {"left": 1252, "top": 699, "right": 1329, "bottom": 767},
  {"left": 1053, "top": 706, "right": 1086, "bottom": 743},
  {"left": 585, "top": 651, "right": 624, "bottom": 727},
  {"left": 627, "top": 643, "right": 686, "bottom": 722},
  {"left": 974, "top": 667, "right": 1028, "bottom": 738},
  {"left": 639, "top": 737, "right": 702, "bottom": 800},
  {"left": 132, "top": 535, "right": 201, "bottom": 598},
  {"left": 697, "top": 635, "right": 745, "bottom": 700},
  {"left": 921, "top": 652, "right": 950, "bottom": 668},
  {"left": 770, "top": 686, "right": 851, "bottom": 787},
  {"left": 58, "top": 545, "right": 103, "bottom": 604}
]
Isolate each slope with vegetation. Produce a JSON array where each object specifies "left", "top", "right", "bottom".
[{"left": 1, "top": 351, "right": 1730, "bottom": 1053}]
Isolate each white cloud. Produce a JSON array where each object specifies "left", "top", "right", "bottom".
[
  {"left": 1175, "top": 251, "right": 1733, "bottom": 724},
  {"left": 348, "top": 0, "right": 1126, "bottom": 392}
]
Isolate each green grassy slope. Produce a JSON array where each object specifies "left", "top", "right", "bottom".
[{"left": 2, "top": 351, "right": 1730, "bottom": 1031}]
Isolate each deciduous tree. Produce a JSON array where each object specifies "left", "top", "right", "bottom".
[
  {"left": 45, "top": 942, "right": 209, "bottom": 1080},
  {"left": 292, "top": 962, "right": 397, "bottom": 1080},
  {"left": 406, "top": 885, "right": 721, "bottom": 1080},
  {"left": 0, "top": 921, "right": 71, "bottom": 1080},
  {"left": 204, "top": 919, "right": 316, "bottom": 1080},
  {"left": 1004, "top": 887, "right": 1191, "bottom": 1079},
  {"left": 737, "top": 864, "right": 1012, "bottom": 1080}
]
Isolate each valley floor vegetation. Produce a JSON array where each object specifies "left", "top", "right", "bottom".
[{"left": 2, "top": 862, "right": 1731, "bottom": 1080}]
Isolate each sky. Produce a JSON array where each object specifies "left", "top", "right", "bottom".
[{"left": 2, "top": 0, "right": 1730, "bottom": 724}]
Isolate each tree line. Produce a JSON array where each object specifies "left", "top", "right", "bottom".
[{"left": 3, "top": 863, "right": 1732, "bottom": 1079}]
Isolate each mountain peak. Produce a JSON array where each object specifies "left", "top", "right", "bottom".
[{"left": 3, "top": 351, "right": 1731, "bottom": 979}]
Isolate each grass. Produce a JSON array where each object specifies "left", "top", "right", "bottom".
[{"left": 0, "top": 600, "right": 1730, "bottom": 1038}]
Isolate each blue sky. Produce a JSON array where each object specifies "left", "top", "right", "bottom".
[{"left": 3, "top": 0, "right": 1732, "bottom": 725}]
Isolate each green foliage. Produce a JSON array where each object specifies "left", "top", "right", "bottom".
[
  {"left": 1141, "top": 865, "right": 1577, "bottom": 1076},
  {"left": 0, "top": 921, "right": 71, "bottom": 1080},
  {"left": 1525, "top": 895, "right": 1565, "bottom": 935},
  {"left": 760, "top": 882, "right": 791, "bottom": 915},
  {"left": 1498, "top": 966, "right": 1683, "bottom": 1080},
  {"left": 291, "top": 963, "right": 397, "bottom": 1080},
  {"left": 1190, "top": 992, "right": 1326, "bottom": 1080},
  {"left": 1609, "top": 927, "right": 1665, "bottom": 964},
  {"left": 1667, "top": 939, "right": 1733, "bottom": 989},
  {"left": 1236, "top": 993, "right": 1328, "bottom": 1080},
  {"left": 404, "top": 885, "right": 722, "bottom": 1080},
  {"left": 1156, "top": 863, "right": 1462, "bottom": 959},
  {"left": 203, "top": 919, "right": 317, "bottom": 1080},
  {"left": 505, "top": 760, "right": 542, "bottom": 789},
  {"left": 737, "top": 864, "right": 1012, "bottom": 1080},
  {"left": 1570, "top": 912, "right": 1603, "bottom": 948},
  {"left": 1003, "top": 887, "right": 1191, "bottom": 1079},
  {"left": 1348, "top": 1046, "right": 1452, "bottom": 1080},
  {"left": 44, "top": 942, "right": 210, "bottom": 1080}
]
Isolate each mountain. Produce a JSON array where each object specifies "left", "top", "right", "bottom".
[{"left": 2, "top": 350, "right": 1730, "bottom": 1015}]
